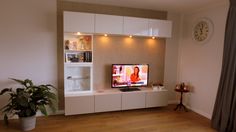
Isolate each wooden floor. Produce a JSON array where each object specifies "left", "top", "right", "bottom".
[{"left": 0, "top": 105, "right": 215, "bottom": 132}]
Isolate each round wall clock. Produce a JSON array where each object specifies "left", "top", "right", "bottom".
[{"left": 192, "top": 18, "right": 214, "bottom": 44}]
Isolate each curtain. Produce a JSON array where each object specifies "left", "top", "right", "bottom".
[{"left": 211, "top": 0, "right": 236, "bottom": 132}]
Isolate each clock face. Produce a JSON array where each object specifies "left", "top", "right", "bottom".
[
  {"left": 193, "top": 21, "right": 209, "bottom": 41},
  {"left": 192, "top": 18, "right": 213, "bottom": 44}
]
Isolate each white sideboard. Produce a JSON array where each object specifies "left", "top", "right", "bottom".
[
  {"left": 146, "top": 90, "right": 168, "bottom": 108},
  {"left": 121, "top": 92, "right": 146, "bottom": 110},
  {"left": 94, "top": 92, "right": 122, "bottom": 112},
  {"left": 65, "top": 88, "right": 168, "bottom": 115},
  {"left": 65, "top": 94, "right": 94, "bottom": 115}
]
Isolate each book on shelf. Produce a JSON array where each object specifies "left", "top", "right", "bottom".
[
  {"left": 65, "top": 51, "right": 92, "bottom": 63},
  {"left": 83, "top": 51, "right": 92, "bottom": 62}
]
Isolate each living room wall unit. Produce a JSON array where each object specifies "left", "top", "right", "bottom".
[{"left": 57, "top": 1, "right": 168, "bottom": 109}]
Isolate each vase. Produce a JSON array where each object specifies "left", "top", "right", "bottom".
[{"left": 19, "top": 115, "right": 36, "bottom": 131}]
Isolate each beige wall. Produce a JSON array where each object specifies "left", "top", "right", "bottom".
[
  {"left": 0, "top": 0, "right": 57, "bottom": 119},
  {"left": 59, "top": 1, "right": 167, "bottom": 19},
  {"left": 93, "top": 36, "right": 166, "bottom": 90},
  {"left": 57, "top": 1, "right": 168, "bottom": 109},
  {"left": 178, "top": 2, "right": 229, "bottom": 118},
  {"left": 164, "top": 13, "right": 182, "bottom": 103}
]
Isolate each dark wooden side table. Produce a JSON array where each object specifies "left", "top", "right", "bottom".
[{"left": 174, "top": 88, "right": 189, "bottom": 112}]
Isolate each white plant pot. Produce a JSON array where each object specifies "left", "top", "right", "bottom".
[{"left": 19, "top": 115, "right": 36, "bottom": 131}]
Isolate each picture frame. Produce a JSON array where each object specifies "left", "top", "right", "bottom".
[
  {"left": 65, "top": 53, "right": 79, "bottom": 63},
  {"left": 65, "top": 52, "right": 86, "bottom": 63},
  {"left": 64, "top": 35, "right": 92, "bottom": 51}
]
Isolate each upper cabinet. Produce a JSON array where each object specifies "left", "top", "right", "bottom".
[
  {"left": 148, "top": 19, "right": 172, "bottom": 38},
  {"left": 64, "top": 11, "right": 95, "bottom": 33},
  {"left": 95, "top": 14, "right": 123, "bottom": 35},
  {"left": 123, "top": 17, "right": 149, "bottom": 36},
  {"left": 63, "top": 11, "right": 172, "bottom": 38}
]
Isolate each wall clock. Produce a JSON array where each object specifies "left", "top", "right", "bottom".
[{"left": 192, "top": 18, "right": 214, "bottom": 44}]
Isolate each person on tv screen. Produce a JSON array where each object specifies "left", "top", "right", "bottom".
[{"left": 130, "top": 66, "right": 141, "bottom": 82}]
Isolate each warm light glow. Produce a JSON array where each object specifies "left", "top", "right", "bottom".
[
  {"left": 99, "top": 36, "right": 110, "bottom": 45},
  {"left": 129, "top": 35, "right": 132, "bottom": 38},
  {"left": 104, "top": 34, "right": 108, "bottom": 37},
  {"left": 124, "top": 37, "right": 134, "bottom": 45},
  {"left": 76, "top": 32, "right": 81, "bottom": 35},
  {"left": 152, "top": 36, "right": 155, "bottom": 39}
]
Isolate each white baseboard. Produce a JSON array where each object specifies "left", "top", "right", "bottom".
[
  {"left": 186, "top": 106, "right": 212, "bottom": 119},
  {"left": 168, "top": 100, "right": 212, "bottom": 119},
  {"left": 1, "top": 106, "right": 211, "bottom": 121},
  {"left": 55, "top": 110, "right": 65, "bottom": 115},
  {"left": 36, "top": 110, "right": 65, "bottom": 116}
]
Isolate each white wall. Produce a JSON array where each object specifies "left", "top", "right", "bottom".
[
  {"left": 178, "top": 2, "right": 229, "bottom": 118},
  {"left": 0, "top": 0, "right": 57, "bottom": 119},
  {"left": 164, "top": 13, "right": 182, "bottom": 103}
]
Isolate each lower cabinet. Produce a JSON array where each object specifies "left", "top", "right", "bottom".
[
  {"left": 95, "top": 93, "right": 122, "bottom": 112},
  {"left": 65, "top": 95, "right": 94, "bottom": 115},
  {"left": 121, "top": 92, "right": 146, "bottom": 110},
  {"left": 146, "top": 90, "right": 168, "bottom": 108},
  {"left": 64, "top": 89, "right": 168, "bottom": 115}
]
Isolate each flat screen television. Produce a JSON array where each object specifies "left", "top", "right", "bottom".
[{"left": 111, "top": 64, "right": 149, "bottom": 88}]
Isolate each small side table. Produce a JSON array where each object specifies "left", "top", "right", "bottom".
[{"left": 174, "top": 88, "right": 189, "bottom": 111}]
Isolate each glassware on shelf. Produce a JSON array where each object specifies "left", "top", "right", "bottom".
[{"left": 66, "top": 76, "right": 90, "bottom": 92}]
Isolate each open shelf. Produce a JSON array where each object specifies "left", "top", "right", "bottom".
[{"left": 64, "top": 33, "right": 93, "bottom": 95}]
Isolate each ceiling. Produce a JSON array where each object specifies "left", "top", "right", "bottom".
[{"left": 63, "top": 0, "right": 227, "bottom": 13}]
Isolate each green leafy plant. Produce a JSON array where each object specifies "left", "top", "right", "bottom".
[{"left": 0, "top": 78, "right": 57, "bottom": 125}]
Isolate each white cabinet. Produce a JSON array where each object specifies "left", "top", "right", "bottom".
[
  {"left": 148, "top": 19, "right": 172, "bottom": 38},
  {"left": 122, "top": 92, "right": 146, "bottom": 110},
  {"left": 64, "top": 89, "right": 168, "bottom": 116},
  {"left": 146, "top": 90, "right": 168, "bottom": 108},
  {"left": 64, "top": 65, "right": 93, "bottom": 94},
  {"left": 95, "top": 14, "right": 123, "bottom": 34},
  {"left": 64, "top": 11, "right": 172, "bottom": 38},
  {"left": 64, "top": 11, "right": 95, "bottom": 33},
  {"left": 63, "top": 33, "right": 93, "bottom": 94},
  {"left": 123, "top": 17, "right": 149, "bottom": 36},
  {"left": 65, "top": 95, "right": 94, "bottom": 115},
  {"left": 95, "top": 93, "right": 122, "bottom": 112}
]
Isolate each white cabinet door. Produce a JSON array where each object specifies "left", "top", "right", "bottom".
[
  {"left": 122, "top": 92, "right": 146, "bottom": 110},
  {"left": 95, "top": 14, "right": 123, "bottom": 34},
  {"left": 65, "top": 95, "right": 94, "bottom": 115},
  {"left": 123, "top": 17, "right": 149, "bottom": 36},
  {"left": 146, "top": 90, "right": 168, "bottom": 108},
  {"left": 148, "top": 19, "right": 172, "bottom": 38},
  {"left": 64, "top": 11, "right": 95, "bottom": 33},
  {"left": 95, "top": 93, "right": 122, "bottom": 112}
]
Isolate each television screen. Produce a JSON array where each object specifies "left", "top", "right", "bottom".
[{"left": 111, "top": 64, "right": 149, "bottom": 88}]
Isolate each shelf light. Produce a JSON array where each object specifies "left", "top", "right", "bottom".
[
  {"left": 129, "top": 35, "right": 133, "bottom": 38},
  {"left": 76, "top": 32, "right": 81, "bottom": 35},
  {"left": 152, "top": 36, "right": 156, "bottom": 39},
  {"left": 104, "top": 34, "right": 108, "bottom": 37}
]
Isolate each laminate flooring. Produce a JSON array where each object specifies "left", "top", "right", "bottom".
[{"left": 0, "top": 105, "right": 216, "bottom": 132}]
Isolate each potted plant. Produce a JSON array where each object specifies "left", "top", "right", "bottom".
[{"left": 0, "top": 78, "right": 57, "bottom": 131}]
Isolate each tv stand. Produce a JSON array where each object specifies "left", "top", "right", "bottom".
[
  {"left": 120, "top": 87, "right": 140, "bottom": 92},
  {"left": 65, "top": 88, "right": 168, "bottom": 115}
]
